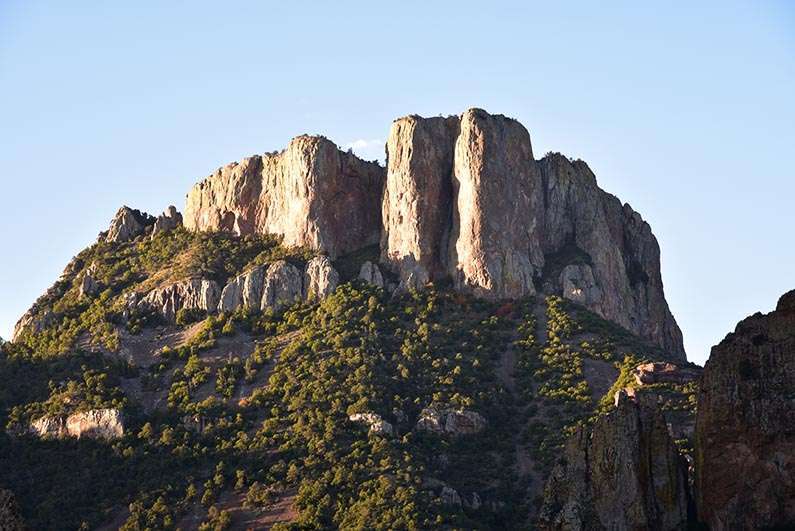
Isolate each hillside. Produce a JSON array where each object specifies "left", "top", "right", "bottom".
[
  {"left": 5, "top": 107, "right": 790, "bottom": 531},
  {"left": 0, "top": 222, "right": 697, "bottom": 530}
]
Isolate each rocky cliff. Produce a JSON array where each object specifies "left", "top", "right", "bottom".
[
  {"left": 184, "top": 135, "right": 385, "bottom": 259},
  {"left": 695, "top": 290, "right": 795, "bottom": 530},
  {"left": 380, "top": 109, "right": 683, "bottom": 356},
  {"left": 538, "top": 393, "right": 690, "bottom": 530}
]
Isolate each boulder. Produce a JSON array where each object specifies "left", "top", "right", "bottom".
[
  {"left": 538, "top": 393, "right": 689, "bottom": 530},
  {"left": 30, "top": 408, "right": 125, "bottom": 440},
  {"left": 304, "top": 256, "right": 339, "bottom": 300},
  {"left": 358, "top": 261, "right": 384, "bottom": 289},
  {"left": 348, "top": 412, "right": 393, "bottom": 436},
  {"left": 0, "top": 489, "right": 25, "bottom": 531},
  {"left": 415, "top": 406, "right": 486, "bottom": 435},
  {"left": 261, "top": 261, "right": 302, "bottom": 310},
  {"left": 104, "top": 206, "right": 154, "bottom": 243},
  {"left": 151, "top": 205, "right": 183, "bottom": 237},
  {"left": 695, "top": 290, "right": 795, "bottom": 530},
  {"left": 184, "top": 136, "right": 385, "bottom": 259},
  {"left": 138, "top": 278, "right": 220, "bottom": 321}
]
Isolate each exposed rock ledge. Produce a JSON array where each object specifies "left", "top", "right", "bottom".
[{"left": 29, "top": 408, "right": 125, "bottom": 440}]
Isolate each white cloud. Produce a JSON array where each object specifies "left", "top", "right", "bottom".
[{"left": 345, "top": 138, "right": 382, "bottom": 150}]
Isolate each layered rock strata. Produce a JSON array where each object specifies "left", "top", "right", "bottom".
[{"left": 695, "top": 290, "right": 795, "bottom": 530}]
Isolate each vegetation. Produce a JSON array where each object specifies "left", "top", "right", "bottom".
[{"left": 0, "top": 233, "right": 699, "bottom": 530}]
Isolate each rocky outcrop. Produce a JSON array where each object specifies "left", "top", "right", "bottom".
[
  {"left": 218, "top": 265, "right": 267, "bottom": 313},
  {"left": 151, "top": 205, "right": 183, "bottom": 237},
  {"left": 304, "top": 256, "right": 339, "bottom": 300},
  {"left": 537, "top": 154, "right": 684, "bottom": 358},
  {"left": 11, "top": 309, "right": 54, "bottom": 342},
  {"left": 184, "top": 135, "right": 384, "bottom": 258},
  {"left": 380, "top": 109, "right": 682, "bottom": 356},
  {"left": 695, "top": 290, "right": 795, "bottom": 530},
  {"left": 103, "top": 206, "right": 154, "bottom": 243},
  {"left": 30, "top": 408, "right": 125, "bottom": 440},
  {"left": 348, "top": 412, "right": 393, "bottom": 436},
  {"left": 633, "top": 362, "right": 701, "bottom": 386},
  {"left": 77, "top": 263, "right": 100, "bottom": 298},
  {"left": 137, "top": 278, "right": 220, "bottom": 321},
  {"left": 538, "top": 393, "right": 689, "bottom": 530},
  {"left": 381, "top": 115, "right": 458, "bottom": 289},
  {"left": 0, "top": 489, "right": 25, "bottom": 531},
  {"left": 415, "top": 406, "right": 486, "bottom": 435},
  {"left": 450, "top": 109, "right": 542, "bottom": 299},
  {"left": 358, "top": 261, "right": 384, "bottom": 289},
  {"left": 262, "top": 261, "right": 303, "bottom": 309}
]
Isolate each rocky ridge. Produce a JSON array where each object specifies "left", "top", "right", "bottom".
[
  {"left": 538, "top": 392, "right": 689, "bottom": 530},
  {"left": 695, "top": 290, "right": 795, "bottom": 529}
]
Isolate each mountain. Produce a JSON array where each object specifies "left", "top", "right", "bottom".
[{"left": 0, "top": 108, "right": 788, "bottom": 530}]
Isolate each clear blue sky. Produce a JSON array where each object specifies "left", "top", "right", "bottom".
[{"left": 1, "top": 1, "right": 793, "bottom": 364}]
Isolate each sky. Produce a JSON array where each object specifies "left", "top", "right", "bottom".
[{"left": 1, "top": 1, "right": 793, "bottom": 365}]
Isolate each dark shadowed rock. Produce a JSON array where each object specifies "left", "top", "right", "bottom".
[
  {"left": 695, "top": 290, "right": 795, "bottom": 530},
  {"left": 0, "top": 489, "right": 25, "bottom": 531},
  {"left": 539, "top": 393, "right": 689, "bottom": 530}
]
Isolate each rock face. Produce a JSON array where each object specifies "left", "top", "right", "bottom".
[
  {"left": 151, "top": 205, "right": 183, "bottom": 236},
  {"left": 137, "top": 279, "right": 221, "bottom": 321},
  {"left": 415, "top": 406, "right": 486, "bottom": 435},
  {"left": 538, "top": 393, "right": 689, "bottom": 530},
  {"left": 30, "top": 408, "right": 125, "bottom": 440},
  {"left": 304, "top": 256, "right": 339, "bottom": 300},
  {"left": 380, "top": 109, "right": 683, "bottom": 356},
  {"left": 381, "top": 115, "right": 458, "bottom": 289},
  {"left": 358, "top": 261, "right": 384, "bottom": 289},
  {"left": 104, "top": 206, "right": 154, "bottom": 243},
  {"left": 218, "top": 265, "right": 267, "bottom": 313},
  {"left": 184, "top": 135, "right": 384, "bottom": 259},
  {"left": 537, "top": 154, "right": 684, "bottom": 358},
  {"left": 695, "top": 290, "right": 795, "bottom": 530},
  {"left": 450, "top": 109, "right": 542, "bottom": 299},
  {"left": 262, "top": 260, "right": 303, "bottom": 309},
  {"left": 0, "top": 489, "right": 25, "bottom": 531}
]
